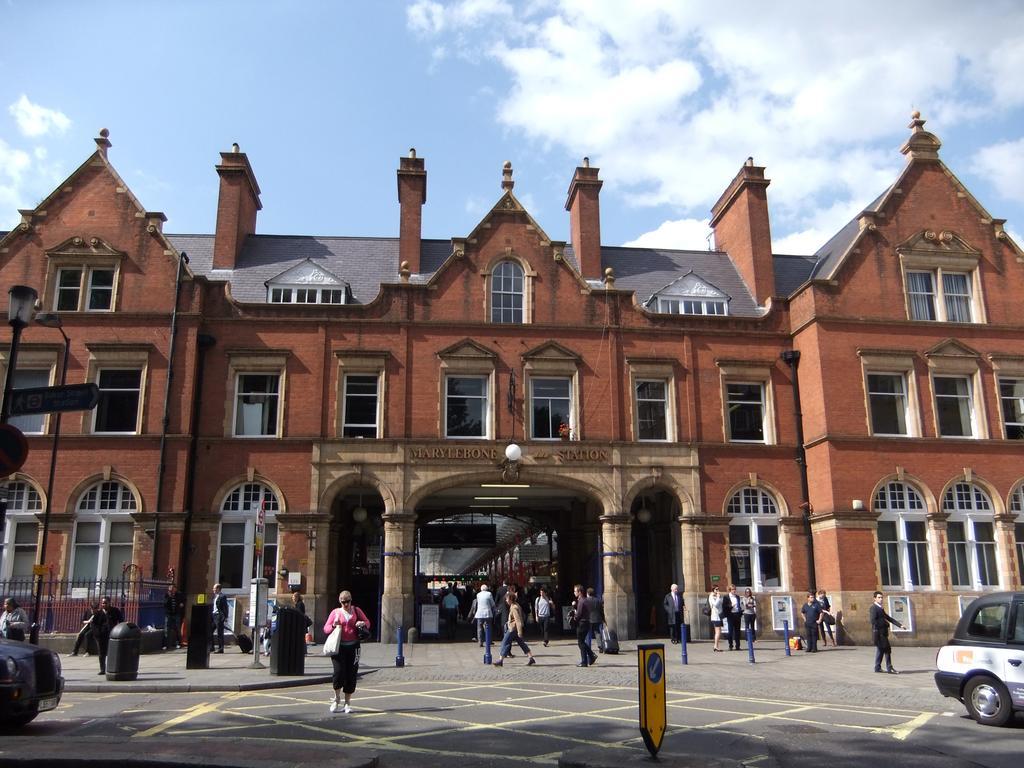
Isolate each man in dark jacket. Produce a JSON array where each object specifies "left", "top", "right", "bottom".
[
  {"left": 164, "top": 584, "right": 185, "bottom": 649},
  {"left": 869, "top": 590, "right": 904, "bottom": 673},
  {"left": 89, "top": 602, "right": 110, "bottom": 675},
  {"left": 725, "top": 585, "right": 743, "bottom": 650},
  {"left": 800, "top": 592, "right": 822, "bottom": 652},
  {"left": 572, "top": 585, "right": 599, "bottom": 667},
  {"left": 210, "top": 582, "right": 229, "bottom": 653},
  {"left": 663, "top": 584, "right": 683, "bottom": 644}
]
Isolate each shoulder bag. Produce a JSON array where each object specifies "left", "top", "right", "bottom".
[{"left": 323, "top": 612, "right": 342, "bottom": 655}]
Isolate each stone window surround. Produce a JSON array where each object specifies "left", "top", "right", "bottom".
[
  {"left": 0, "top": 477, "right": 44, "bottom": 581},
  {"left": 926, "top": 351, "right": 986, "bottom": 440},
  {"left": 898, "top": 250, "right": 985, "bottom": 325},
  {"left": 942, "top": 480, "right": 1000, "bottom": 590},
  {"left": 44, "top": 250, "right": 124, "bottom": 314},
  {"left": 438, "top": 348, "right": 496, "bottom": 440},
  {"left": 858, "top": 350, "right": 922, "bottom": 438},
  {"left": 626, "top": 358, "right": 678, "bottom": 442},
  {"left": 335, "top": 351, "right": 388, "bottom": 439},
  {"left": 69, "top": 478, "right": 139, "bottom": 583},
  {"left": 481, "top": 253, "right": 536, "bottom": 325},
  {"left": 82, "top": 343, "right": 153, "bottom": 435},
  {"left": 716, "top": 360, "right": 776, "bottom": 445},
  {"left": 873, "top": 480, "right": 933, "bottom": 591},
  {"left": 225, "top": 349, "right": 289, "bottom": 439},
  {"left": 990, "top": 355, "right": 1024, "bottom": 440},
  {"left": 215, "top": 480, "right": 280, "bottom": 596},
  {"left": 725, "top": 483, "right": 785, "bottom": 592},
  {"left": 524, "top": 355, "right": 580, "bottom": 440},
  {"left": 0, "top": 344, "right": 61, "bottom": 434}
]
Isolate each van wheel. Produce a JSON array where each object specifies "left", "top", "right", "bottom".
[{"left": 963, "top": 675, "right": 1013, "bottom": 727}]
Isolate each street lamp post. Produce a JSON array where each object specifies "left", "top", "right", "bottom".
[
  {"left": 28, "top": 313, "right": 69, "bottom": 644},
  {"left": 0, "top": 286, "right": 38, "bottom": 582}
]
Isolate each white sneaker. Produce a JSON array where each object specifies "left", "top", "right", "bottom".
[
  {"left": 343, "top": 704, "right": 351, "bottom": 714},
  {"left": 329, "top": 701, "right": 339, "bottom": 713}
]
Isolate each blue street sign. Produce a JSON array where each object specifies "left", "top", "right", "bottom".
[{"left": 8, "top": 383, "right": 100, "bottom": 416}]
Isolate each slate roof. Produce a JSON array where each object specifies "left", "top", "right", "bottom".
[{"left": 808, "top": 187, "right": 890, "bottom": 281}]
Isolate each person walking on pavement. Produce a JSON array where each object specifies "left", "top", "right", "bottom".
[
  {"left": 587, "top": 588, "right": 605, "bottom": 653},
  {"left": 534, "top": 587, "right": 554, "bottom": 647},
  {"left": 69, "top": 606, "right": 95, "bottom": 656},
  {"left": 801, "top": 592, "right": 823, "bottom": 652},
  {"left": 816, "top": 589, "right": 836, "bottom": 648},
  {"left": 707, "top": 586, "right": 724, "bottom": 652},
  {"left": 163, "top": 584, "right": 185, "bottom": 649},
  {"left": 725, "top": 585, "right": 743, "bottom": 650},
  {"left": 441, "top": 587, "right": 460, "bottom": 641},
  {"left": 210, "top": 583, "right": 228, "bottom": 653},
  {"left": 324, "top": 589, "right": 371, "bottom": 714},
  {"left": 471, "top": 584, "right": 496, "bottom": 646},
  {"left": 0, "top": 597, "right": 29, "bottom": 641},
  {"left": 741, "top": 588, "right": 757, "bottom": 642},
  {"left": 89, "top": 601, "right": 111, "bottom": 675},
  {"left": 572, "top": 584, "right": 598, "bottom": 667},
  {"left": 870, "top": 590, "right": 904, "bottom": 673},
  {"left": 663, "top": 584, "right": 683, "bottom": 644},
  {"left": 493, "top": 592, "right": 536, "bottom": 667}
]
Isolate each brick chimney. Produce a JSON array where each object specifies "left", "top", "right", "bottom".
[
  {"left": 710, "top": 158, "right": 775, "bottom": 306},
  {"left": 565, "top": 157, "right": 603, "bottom": 279},
  {"left": 397, "top": 148, "right": 426, "bottom": 274},
  {"left": 213, "top": 143, "right": 262, "bottom": 271}
]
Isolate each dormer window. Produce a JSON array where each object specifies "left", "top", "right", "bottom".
[
  {"left": 266, "top": 260, "right": 348, "bottom": 305},
  {"left": 649, "top": 273, "right": 729, "bottom": 316}
]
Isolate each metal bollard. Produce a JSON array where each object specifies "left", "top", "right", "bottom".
[
  {"left": 680, "top": 623, "right": 688, "bottom": 665},
  {"left": 483, "top": 620, "right": 493, "bottom": 664},
  {"left": 746, "top": 626, "right": 755, "bottom": 664},
  {"left": 395, "top": 625, "right": 405, "bottom": 668},
  {"left": 783, "top": 619, "right": 791, "bottom": 657}
]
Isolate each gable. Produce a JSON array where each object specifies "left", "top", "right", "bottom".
[
  {"left": 522, "top": 340, "right": 581, "bottom": 363},
  {"left": 647, "top": 272, "right": 729, "bottom": 304},
  {"left": 267, "top": 259, "right": 347, "bottom": 287},
  {"left": 437, "top": 339, "right": 498, "bottom": 362}
]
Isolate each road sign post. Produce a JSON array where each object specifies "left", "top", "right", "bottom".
[{"left": 637, "top": 643, "right": 667, "bottom": 757}]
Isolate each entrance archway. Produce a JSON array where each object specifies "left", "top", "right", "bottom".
[{"left": 630, "top": 488, "right": 681, "bottom": 637}]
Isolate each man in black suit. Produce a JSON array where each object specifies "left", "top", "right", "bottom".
[
  {"left": 210, "top": 582, "right": 229, "bottom": 653},
  {"left": 663, "top": 584, "right": 683, "bottom": 643},
  {"left": 724, "top": 585, "right": 742, "bottom": 650},
  {"left": 870, "top": 590, "right": 904, "bottom": 673}
]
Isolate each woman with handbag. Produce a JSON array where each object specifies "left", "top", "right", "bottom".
[
  {"left": 707, "top": 586, "right": 724, "bottom": 652},
  {"left": 322, "top": 590, "right": 371, "bottom": 714},
  {"left": 816, "top": 589, "right": 836, "bottom": 648}
]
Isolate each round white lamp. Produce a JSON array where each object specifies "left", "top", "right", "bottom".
[{"left": 505, "top": 443, "right": 522, "bottom": 462}]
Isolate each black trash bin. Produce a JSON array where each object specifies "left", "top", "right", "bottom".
[
  {"left": 106, "top": 621, "right": 141, "bottom": 681},
  {"left": 186, "top": 603, "right": 212, "bottom": 670},
  {"left": 270, "top": 606, "right": 305, "bottom": 676}
]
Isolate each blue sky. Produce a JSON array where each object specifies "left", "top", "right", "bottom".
[{"left": 2, "top": 0, "right": 1023, "bottom": 254}]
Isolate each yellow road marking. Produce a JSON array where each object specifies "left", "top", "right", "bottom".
[
  {"left": 132, "top": 692, "right": 242, "bottom": 738},
  {"left": 891, "top": 712, "right": 937, "bottom": 741}
]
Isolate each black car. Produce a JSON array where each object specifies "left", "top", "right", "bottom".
[
  {"left": 0, "top": 637, "right": 64, "bottom": 727},
  {"left": 934, "top": 592, "right": 1024, "bottom": 726}
]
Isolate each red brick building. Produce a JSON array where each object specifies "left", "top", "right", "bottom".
[{"left": 1, "top": 115, "right": 1021, "bottom": 644}]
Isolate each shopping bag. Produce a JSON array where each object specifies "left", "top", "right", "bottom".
[{"left": 323, "top": 626, "right": 342, "bottom": 655}]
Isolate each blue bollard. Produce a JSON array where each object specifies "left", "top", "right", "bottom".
[
  {"left": 680, "top": 623, "right": 688, "bottom": 665},
  {"left": 783, "top": 619, "right": 791, "bottom": 657},
  {"left": 746, "top": 626, "right": 755, "bottom": 664},
  {"left": 395, "top": 625, "right": 405, "bottom": 667},
  {"left": 483, "top": 620, "right": 493, "bottom": 664}
]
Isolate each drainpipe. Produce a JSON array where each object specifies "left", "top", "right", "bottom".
[
  {"left": 781, "top": 350, "right": 816, "bottom": 593},
  {"left": 152, "top": 252, "right": 189, "bottom": 579},
  {"left": 177, "top": 333, "right": 216, "bottom": 596}
]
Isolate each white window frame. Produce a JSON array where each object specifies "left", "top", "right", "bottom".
[
  {"left": 932, "top": 374, "right": 977, "bottom": 439},
  {"left": 268, "top": 286, "right": 345, "bottom": 305},
  {"left": 1011, "top": 483, "right": 1024, "bottom": 585},
  {"left": 866, "top": 372, "right": 911, "bottom": 437},
  {"left": 69, "top": 480, "right": 137, "bottom": 583},
  {"left": 233, "top": 372, "right": 282, "bottom": 438},
  {"left": 93, "top": 367, "right": 143, "bottom": 435},
  {"left": 54, "top": 265, "right": 116, "bottom": 312},
  {"left": 658, "top": 297, "right": 728, "bottom": 315},
  {"left": 874, "top": 481, "right": 931, "bottom": 590},
  {"left": 943, "top": 481, "right": 999, "bottom": 590},
  {"left": 0, "top": 480, "right": 43, "bottom": 582},
  {"left": 342, "top": 372, "right": 381, "bottom": 438},
  {"left": 725, "top": 381, "right": 767, "bottom": 443},
  {"left": 216, "top": 482, "right": 280, "bottom": 595},
  {"left": 490, "top": 260, "right": 525, "bottom": 324},
  {"left": 529, "top": 376, "right": 574, "bottom": 440},
  {"left": 444, "top": 374, "right": 491, "bottom": 439},
  {"left": 998, "top": 377, "right": 1024, "bottom": 440},
  {"left": 903, "top": 264, "right": 981, "bottom": 324},
  {"left": 634, "top": 378, "right": 670, "bottom": 441},
  {"left": 727, "top": 486, "right": 782, "bottom": 592}
]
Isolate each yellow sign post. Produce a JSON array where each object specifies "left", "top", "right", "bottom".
[{"left": 637, "top": 643, "right": 667, "bottom": 757}]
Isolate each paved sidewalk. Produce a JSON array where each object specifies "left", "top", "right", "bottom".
[{"left": 60, "top": 634, "right": 956, "bottom": 712}]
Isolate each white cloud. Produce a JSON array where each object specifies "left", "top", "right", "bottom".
[
  {"left": 407, "top": 0, "right": 1024, "bottom": 251},
  {"left": 9, "top": 95, "right": 71, "bottom": 138},
  {"left": 971, "top": 138, "right": 1024, "bottom": 205},
  {"left": 622, "top": 218, "right": 711, "bottom": 251}
]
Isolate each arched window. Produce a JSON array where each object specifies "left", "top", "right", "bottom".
[
  {"left": 71, "top": 480, "right": 137, "bottom": 582},
  {"left": 727, "top": 486, "right": 781, "bottom": 590},
  {"left": 943, "top": 481, "right": 998, "bottom": 589},
  {"left": 217, "top": 482, "right": 280, "bottom": 592},
  {"left": 490, "top": 261, "right": 524, "bottom": 323},
  {"left": 874, "top": 481, "right": 930, "bottom": 589},
  {"left": 0, "top": 480, "right": 42, "bottom": 581},
  {"left": 1011, "top": 482, "right": 1024, "bottom": 585}
]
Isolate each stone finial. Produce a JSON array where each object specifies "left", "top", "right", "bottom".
[
  {"left": 399, "top": 260, "right": 411, "bottom": 283},
  {"left": 603, "top": 266, "right": 615, "bottom": 287},
  {"left": 900, "top": 111, "right": 941, "bottom": 160},
  {"left": 95, "top": 128, "right": 112, "bottom": 157},
  {"left": 502, "top": 161, "right": 514, "bottom": 191}
]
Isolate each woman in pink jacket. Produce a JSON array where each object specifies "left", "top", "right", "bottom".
[{"left": 323, "top": 589, "right": 370, "bottom": 713}]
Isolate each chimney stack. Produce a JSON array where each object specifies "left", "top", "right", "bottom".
[
  {"left": 709, "top": 158, "right": 775, "bottom": 306},
  {"left": 397, "top": 148, "right": 426, "bottom": 274},
  {"left": 565, "top": 157, "right": 603, "bottom": 279},
  {"left": 213, "top": 143, "right": 262, "bottom": 270}
]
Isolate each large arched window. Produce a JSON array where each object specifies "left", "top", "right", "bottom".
[
  {"left": 874, "top": 481, "right": 930, "bottom": 589},
  {"left": 943, "top": 481, "right": 998, "bottom": 589},
  {"left": 217, "top": 482, "right": 280, "bottom": 592},
  {"left": 1011, "top": 482, "right": 1024, "bottom": 585},
  {"left": 0, "top": 480, "right": 43, "bottom": 581},
  {"left": 727, "top": 486, "right": 781, "bottom": 590},
  {"left": 490, "top": 261, "right": 524, "bottom": 323},
  {"left": 71, "top": 480, "right": 137, "bottom": 582}
]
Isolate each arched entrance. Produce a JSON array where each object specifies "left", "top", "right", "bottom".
[
  {"left": 327, "top": 480, "right": 386, "bottom": 638},
  {"left": 630, "top": 488, "right": 682, "bottom": 637}
]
